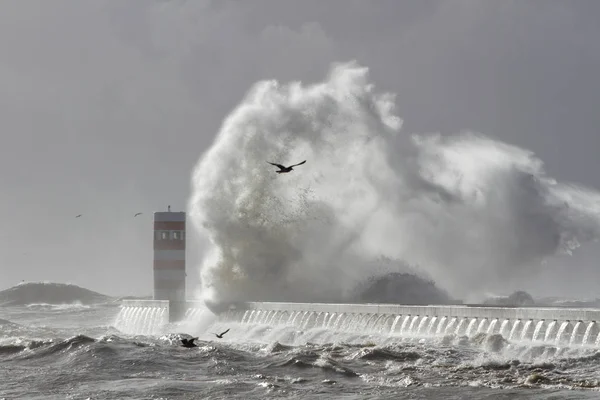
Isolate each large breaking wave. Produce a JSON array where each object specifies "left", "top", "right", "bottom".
[{"left": 188, "top": 61, "right": 600, "bottom": 306}]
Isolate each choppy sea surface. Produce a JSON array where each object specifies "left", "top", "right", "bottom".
[{"left": 2, "top": 301, "right": 600, "bottom": 400}]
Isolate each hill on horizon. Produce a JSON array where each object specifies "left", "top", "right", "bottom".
[{"left": 0, "top": 281, "right": 115, "bottom": 306}]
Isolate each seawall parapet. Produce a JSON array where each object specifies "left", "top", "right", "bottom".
[
  {"left": 234, "top": 301, "right": 600, "bottom": 322},
  {"left": 119, "top": 299, "right": 600, "bottom": 346},
  {"left": 220, "top": 302, "right": 600, "bottom": 347}
]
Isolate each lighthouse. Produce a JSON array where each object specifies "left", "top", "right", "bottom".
[{"left": 153, "top": 208, "right": 186, "bottom": 306}]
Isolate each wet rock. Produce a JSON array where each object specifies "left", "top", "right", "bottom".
[
  {"left": 353, "top": 272, "right": 456, "bottom": 305},
  {"left": 483, "top": 290, "right": 535, "bottom": 306},
  {"left": 525, "top": 373, "right": 551, "bottom": 385},
  {"left": 484, "top": 334, "right": 508, "bottom": 353}
]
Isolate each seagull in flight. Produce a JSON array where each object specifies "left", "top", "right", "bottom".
[
  {"left": 134, "top": 212, "right": 143, "bottom": 217},
  {"left": 75, "top": 214, "right": 82, "bottom": 218},
  {"left": 212, "top": 328, "right": 230, "bottom": 339},
  {"left": 267, "top": 160, "right": 306, "bottom": 174}
]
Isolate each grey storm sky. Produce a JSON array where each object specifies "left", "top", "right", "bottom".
[{"left": 1, "top": 0, "right": 599, "bottom": 298}]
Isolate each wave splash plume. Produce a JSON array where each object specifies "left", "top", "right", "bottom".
[{"left": 189, "top": 61, "right": 600, "bottom": 306}]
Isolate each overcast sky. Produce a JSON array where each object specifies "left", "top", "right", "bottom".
[{"left": 1, "top": 0, "right": 599, "bottom": 298}]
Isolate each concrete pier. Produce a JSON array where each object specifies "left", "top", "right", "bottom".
[
  {"left": 221, "top": 302, "right": 600, "bottom": 346},
  {"left": 235, "top": 301, "right": 600, "bottom": 321},
  {"left": 119, "top": 299, "right": 600, "bottom": 346}
]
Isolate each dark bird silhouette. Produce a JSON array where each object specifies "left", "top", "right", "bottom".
[
  {"left": 267, "top": 160, "right": 306, "bottom": 173},
  {"left": 134, "top": 212, "right": 143, "bottom": 217},
  {"left": 75, "top": 214, "right": 82, "bottom": 218},
  {"left": 180, "top": 337, "right": 198, "bottom": 348},
  {"left": 212, "top": 328, "right": 230, "bottom": 339}
]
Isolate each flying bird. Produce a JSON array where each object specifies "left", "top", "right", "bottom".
[
  {"left": 75, "top": 214, "right": 82, "bottom": 218},
  {"left": 267, "top": 160, "right": 306, "bottom": 174},
  {"left": 212, "top": 328, "right": 230, "bottom": 339},
  {"left": 134, "top": 212, "right": 143, "bottom": 217}
]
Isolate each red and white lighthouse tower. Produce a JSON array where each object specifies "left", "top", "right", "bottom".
[{"left": 153, "top": 208, "right": 186, "bottom": 303}]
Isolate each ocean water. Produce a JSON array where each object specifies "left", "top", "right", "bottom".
[{"left": 2, "top": 300, "right": 600, "bottom": 400}]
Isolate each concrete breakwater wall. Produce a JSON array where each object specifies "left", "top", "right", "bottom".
[
  {"left": 119, "top": 299, "right": 205, "bottom": 326},
  {"left": 220, "top": 302, "right": 600, "bottom": 347},
  {"left": 117, "top": 299, "right": 206, "bottom": 334},
  {"left": 119, "top": 300, "right": 600, "bottom": 346},
  {"left": 116, "top": 300, "right": 170, "bottom": 334}
]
